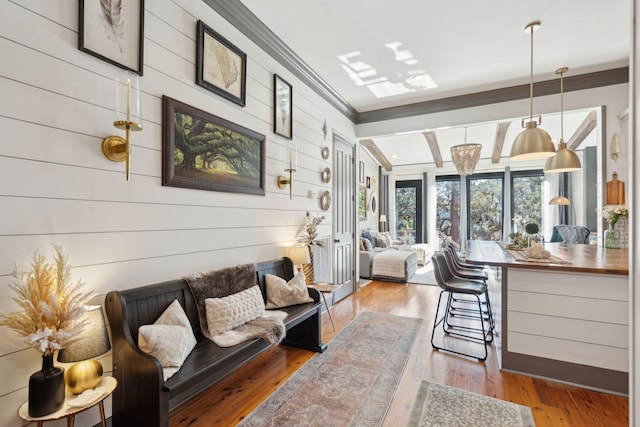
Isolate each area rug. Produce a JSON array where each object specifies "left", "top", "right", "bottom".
[
  {"left": 238, "top": 311, "right": 422, "bottom": 427},
  {"left": 407, "top": 262, "right": 437, "bottom": 286},
  {"left": 409, "top": 381, "right": 536, "bottom": 427}
]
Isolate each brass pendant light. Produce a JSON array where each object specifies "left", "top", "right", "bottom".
[
  {"left": 510, "top": 22, "right": 556, "bottom": 161},
  {"left": 544, "top": 67, "right": 582, "bottom": 172}
]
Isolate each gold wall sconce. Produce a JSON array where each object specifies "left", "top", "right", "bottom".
[
  {"left": 102, "top": 71, "right": 142, "bottom": 181},
  {"left": 277, "top": 143, "right": 297, "bottom": 199}
]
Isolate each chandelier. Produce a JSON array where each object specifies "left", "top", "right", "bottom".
[{"left": 450, "top": 128, "right": 482, "bottom": 176}]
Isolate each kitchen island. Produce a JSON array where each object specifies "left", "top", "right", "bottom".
[{"left": 466, "top": 240, "right": 629, "bottom": 394}]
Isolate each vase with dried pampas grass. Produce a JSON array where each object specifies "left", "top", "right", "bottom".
[{"left": 1, "top": 245, "right": 92, "bottom": 416}]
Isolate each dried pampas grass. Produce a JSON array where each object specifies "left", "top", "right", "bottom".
[{"left": 0, "top": 245, "right": 92, "bottom": 355}]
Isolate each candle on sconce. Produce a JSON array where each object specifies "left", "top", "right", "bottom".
[{"left": 126, "top": 77, "right": 131, "bottom": 123}]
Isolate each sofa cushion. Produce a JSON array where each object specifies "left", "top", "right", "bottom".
[
  {"left": 138, "top": 300, "right": 197, "bottom": 381},
  {"left": 265, "top": 271, "right": 312, "bottom": 309},
  {"left": 205, "top": 285, "right": 265, "bottom": 336},
  {"left": 361, "top": 230, "right": 375, "bottom": 247},
  {"left": 361, "top": 237, "right": 372, "bottom": 252}
]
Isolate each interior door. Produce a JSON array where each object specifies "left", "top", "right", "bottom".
[{"left": 332, "top": 133, "right": 356, "bottom": 302}]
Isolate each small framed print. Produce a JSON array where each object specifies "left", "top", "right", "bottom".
[
  {"left": 274, "top": 74, "right": 293, "bottom": 139},
  {"left": 79, "top": 0, "right": 145, "bottom": 75},
  {"left": 366, "top": 176, "right": 371, "bottom": 188},
  {"left": 196, "top": 20, "right": 247, "bottom": 107}
]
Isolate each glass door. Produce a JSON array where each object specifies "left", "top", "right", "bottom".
[
  {"left": 436, "top": 175, "right": 461, "bottom": 246},
  {"left": 395, "top": 179, "right": 423, "bottom": 244}
]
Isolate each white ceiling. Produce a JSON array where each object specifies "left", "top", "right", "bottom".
[{"left": 239, "top": 0, "right": 629, "bottom": 169}]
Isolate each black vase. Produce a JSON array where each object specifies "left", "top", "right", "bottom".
[{"left": 28, "top": 353, "right": 65, "bottom": 417}]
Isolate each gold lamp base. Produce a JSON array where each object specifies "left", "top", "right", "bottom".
[{"left": 65, "top": 359, "right": 103, "bottom": 395}]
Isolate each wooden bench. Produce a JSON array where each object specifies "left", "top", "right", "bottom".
[{"left": 105, "top": 257, "right": 325, "bottom": 427}]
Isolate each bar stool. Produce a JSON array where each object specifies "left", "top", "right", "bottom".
[
  {"left": 444, "top": 241, "right": 486, "bottom": 271},
  {"left": 430, "top": 252, "right": 492, "bottom": 361}
]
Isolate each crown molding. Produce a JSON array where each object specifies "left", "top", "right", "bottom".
[
  {"left": 202, "top": 1, "right": 628, "bottom": 126},
  {"left": 203, "top": 0, "right": 358, "bottom": 122}
]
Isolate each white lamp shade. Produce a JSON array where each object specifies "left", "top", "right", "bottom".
[
  {"left": 379, "top": 214, "right": 387, "bottom": 223},
  {"left": 284, "top": 246, "right": 310, "bottom": 265}
]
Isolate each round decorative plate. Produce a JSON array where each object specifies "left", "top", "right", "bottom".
[
  {"left": 320, "top": 191, "right": 331, "bottom": 210},
  {"left": 321, "top": 146, "right": 330, "bottom": 159},
  {"left": 321, "top": 167, "right": 331, "bottom": 183}
]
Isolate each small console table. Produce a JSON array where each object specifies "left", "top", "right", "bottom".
[
  {"left": 19, "top": 376, "right": 117, "bottom": 427},
  {"left": 308, "top": 282, "right": 342, "bottom": 332}
]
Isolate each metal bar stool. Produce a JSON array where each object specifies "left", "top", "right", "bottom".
[
  {"left": 441, "top": 247, "right": 494, "bottom": 334},
  {"left": 430, "top": 252, "right": 492, "bottom": 361},
  {"left": 444, "top": 241, "right": 487, "bottom": 271}
]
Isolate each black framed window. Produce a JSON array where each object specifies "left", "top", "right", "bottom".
[
  {"left": 467, "top": 173, "right": 504, "bottom": 241},
  {"left": 395, "top": 179, "right": 423, "bottom": 244},
  {"left": 510, "top": 170, "right": 544, "bottom": 234},
  {"left": 435, "top": 175, "right": 461, "bottom": 245}
]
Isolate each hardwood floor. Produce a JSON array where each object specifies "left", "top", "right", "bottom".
[{"left": 169, "top": 280, "right": 628, "bottom": 426}]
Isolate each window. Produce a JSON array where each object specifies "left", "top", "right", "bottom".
[
  {"left": 467, "top": 173, "right": 503, "bottom": 241},
  {"left": 395, "top": 180, "right": 423, "bottom": 244},
  {"left": 511, "top": 170, "right": 544, "bottom": 234},
  {"left": 436, "top": 176, "right": 461, "bottom": 245}
]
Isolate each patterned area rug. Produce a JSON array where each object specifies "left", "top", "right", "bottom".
[
  {"left": 409, "top": 381, "right": 536, "bottom": 427},
  {"left": 238, "top": 311, "right": 422, "bottom": 427}
]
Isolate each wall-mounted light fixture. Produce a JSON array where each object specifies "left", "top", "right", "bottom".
[
  {"left": 102, "top": 71, "right": 142, "bottom": 181},
  {"left": 277, "top": 143, "right": 297, "bottom": 199}
]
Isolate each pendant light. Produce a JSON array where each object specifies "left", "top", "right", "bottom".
[
  {"left": 510, "top": 21, "right": 556, "bottom": 161},
  {"left": 544, "top": 67, "right": 582, "bottom": 172},
  {"left": 450, "top": 127, "right": 482, "bottom": 176}
]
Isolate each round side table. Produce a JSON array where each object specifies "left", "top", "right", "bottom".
[{"left": 19, "top": 376, "right": 117, "bottom": 427}]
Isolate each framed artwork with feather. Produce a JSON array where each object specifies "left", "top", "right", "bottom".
[
  {"left": 196, "top": 20, "right": 247, "bottom": 107},
  {"left": 79, "top": 0, "right": 145, "bottom": 75}
]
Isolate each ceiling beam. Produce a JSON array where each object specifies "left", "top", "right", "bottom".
[
  {"left": 423, "top": 132, "right": 443, "bottom": 168},
  {"left": 492, "top": 122, "right": 511, "bottom": 163},
  {"left": 567, "top": 111, "right": 598, "bottom": 150},
  {"left": 360, "top": 139, "right": 393, "bottom": 171}
]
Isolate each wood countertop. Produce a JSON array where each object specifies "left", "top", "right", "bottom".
[{"left": 465, "top": 240, "right": 628, "bottom": 275}]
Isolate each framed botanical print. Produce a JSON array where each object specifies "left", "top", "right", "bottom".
[
  {"left": 196, "top": 20, "right": 247, "bottom": 107},
  {"left": 79, "top": 0, "right": 145, "bottom": 75},
  {"left": 274, "top": 74, "right": 293, "bottom": 139}
]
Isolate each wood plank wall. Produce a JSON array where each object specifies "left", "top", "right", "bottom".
[{"left": 0, "top": 1, "right": 357, "bottom": 426}]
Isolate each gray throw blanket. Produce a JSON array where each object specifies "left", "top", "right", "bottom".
[{"left": 185, "top": 263, "right": 286, "bottom": 347}]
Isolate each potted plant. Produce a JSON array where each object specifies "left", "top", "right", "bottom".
[{"left": 0, "top": 245, "right": 91, "bottom": 416}]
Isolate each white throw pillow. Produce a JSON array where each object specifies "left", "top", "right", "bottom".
[
  {"left": 205, "top": 285, "right": 265, "bottom": 336},
  {"left": 138, "top": 299, "right": 197, "bottom": 381},
  {"left": 265, "top": 271, "right": 313, "bottom": 309}
]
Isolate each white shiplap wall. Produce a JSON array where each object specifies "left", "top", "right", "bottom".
[{"left": 0, "top": 1, "right": 356, "bottom": 426}]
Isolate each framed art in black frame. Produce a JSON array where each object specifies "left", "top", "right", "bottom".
[
  {"left": 162, "top": 96, "right": 265, "bottom": 195},
  {"left": 273, "top": 74, "right": 293, "bottom": 139},
  {"left": 196, "top": 20, "right": 247, "bottom": 107},
  {"left": 78, "top": 0, "right": 145, "bottom": 75}
]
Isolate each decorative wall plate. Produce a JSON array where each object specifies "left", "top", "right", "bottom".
[
  {"left": 321, "top": 146, "right": 330, "bottom": 159},
  {"left": 321, "top": 167, "right": 331, "bottom": 183},
  {"left": 320, "top": 191, "right": 331, "bottom": 210}
]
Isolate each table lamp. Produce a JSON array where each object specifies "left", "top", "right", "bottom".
[
  {"left": 284, "top": 245, "right": 310, "bottom": 272},
  {"left": 379, "top": 214, "right": 387, "bottom": 231},
  {"left": 57, "top": 305, "right": 111, "bottom": 394}
]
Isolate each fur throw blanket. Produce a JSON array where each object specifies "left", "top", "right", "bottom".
[
  {"left": 212, "top": 310, "right": 287, "bottom": 347},
  {"left": 185, "top": 263, "right": 287, "bottom": 347}
]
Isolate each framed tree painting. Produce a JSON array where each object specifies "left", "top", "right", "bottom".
[
  {"left": 162, "top": 96, "right": 265, "bottom": 195},
  {"left": 196, "top": 20, "right": 247, "bottom": 107},
  {"left": 78, "top": 0, "right": 145, "bottom": 75},
  {"left": 274, "top": 74, "right": 293, "bottom": 139}
]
